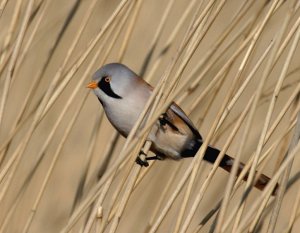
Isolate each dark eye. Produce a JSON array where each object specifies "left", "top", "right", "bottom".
[{"left": 104, "top": 76, "right": 111, "bottom": 82}]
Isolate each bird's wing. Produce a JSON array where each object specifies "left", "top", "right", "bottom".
[{"left": 169, "top": 103, "right": 202, "bottom": 140}]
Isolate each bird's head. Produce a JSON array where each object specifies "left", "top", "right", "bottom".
[{"left": 87, "top": 63, "right": 140, "bottom": 104}]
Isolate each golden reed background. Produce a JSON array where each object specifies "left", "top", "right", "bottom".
[{"left": 0, "top": 0, "right": 300, "bottom": 233}]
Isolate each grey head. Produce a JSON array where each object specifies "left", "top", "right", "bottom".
[
  {"left": 91, "top": 63, "right": 140, "bottom": 102},
  {"left": 87, "top": 63, "right": 152, "bottom": 137}
]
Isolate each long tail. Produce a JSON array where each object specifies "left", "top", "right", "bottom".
[{"left": 203, "top": 145, "right": 278, "bottom": 195}]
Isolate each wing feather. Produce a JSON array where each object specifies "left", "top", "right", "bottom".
[{"left": 169, "top": 103, "right": 202, "bottom": 140}]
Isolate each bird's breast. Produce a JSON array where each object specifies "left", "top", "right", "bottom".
[{"left": 103, "top": 97, "right": 145, "bottom": 137}]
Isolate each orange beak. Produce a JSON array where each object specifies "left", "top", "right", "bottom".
[{"left": 86, "top": 81, "right": 97, "bottom": 89}]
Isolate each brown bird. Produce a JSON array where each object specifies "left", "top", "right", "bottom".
[{"left": 87, "top": 63, "right": 276, "bottom": 193}]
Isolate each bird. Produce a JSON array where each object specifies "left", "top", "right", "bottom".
[{"left": 87, "top": 63, "right": 276, "bottom": 193}]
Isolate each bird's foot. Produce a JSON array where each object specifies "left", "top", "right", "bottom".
[
  {"left": 136, "top": 151, "right": 149, "bottom": 167},
  {"left": 136, "top": 156, "right": 149, "bottom": 167}
]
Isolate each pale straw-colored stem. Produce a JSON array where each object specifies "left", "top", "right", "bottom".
[
  {"left": 0, "top": 0, "right": 130, "bottom": 193},
  {"left": 107, "top": 143, "right": 147, "bottom": 233},
  {"left": 283, "top": 183, "right": 300, "bottom": 232},
  {"left": 0, "top": 0, "right": 22, "bottom": 74},
  {"left": 231, "top": 5, "right": 296, "bottom": 231},
  {"left": 12, "top": 0, "right": 51, "bottom": 85},
  {"left": 266, "top": 11, "right": 300, "bottom": 233},
  {"left": 195, "top": 119, "right": 296, "bottom": 232},
  {"left": 214, "top": 1, "right": 282, "bottom": 231},
  {"left": 235, "top": 142, "right": 300, "bottom": 233},
  {"left": 118, "top": 0, "right": 143, "bottom": 61},
  {"left": 179, "top": 95, "right": 254, "bottom": 233},
  {"left": 64, "top": 6, "right": 135, "bottom": 230},
  {"left": 177, "top": 0, "right": 257, "bottom": 105},
  {"left": 144, "top": 0, "right": 198, "bottom": 82},
  {"left": 22, "top": 93, "right": 89, "bottom": 233},
  {"left": 107, "top": 65, "right": 167, "bottom": 232},
  {"left": 0, "top": 0, "right": 34, "bottom": 129},
  {"left": 172, "top": 5, "right": 217, "bottom": 233},
  {"left": 0, "top": 0, "right": 8, "bottom": 16},
  {"left": 218, "top": 89, "right": 300, "bottom": 232}
]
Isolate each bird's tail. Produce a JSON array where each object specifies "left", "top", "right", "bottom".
[{"left": 203, "top": 145, "right": 278, "bottom": 195}]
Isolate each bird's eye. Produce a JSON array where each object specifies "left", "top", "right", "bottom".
[
  {"left": 98, "top": 75, "right": 122, "bottom": 99},
  {"left": 104, "top": 76, "right": 111, "bottom": 83}
]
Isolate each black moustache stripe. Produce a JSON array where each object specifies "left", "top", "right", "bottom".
[{"left": 98, "top": 78, "right": 122, "bottom": 99}]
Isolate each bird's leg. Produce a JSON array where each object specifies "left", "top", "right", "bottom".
[
  {"left": 136, "top": 126, "right": 159, "bottom": 167},
  {"left": 136, "top": 153, "right": 163, "bottom": 166},
  {"left": 146, "top": 155, "right": 163, "bottom": 161}
]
